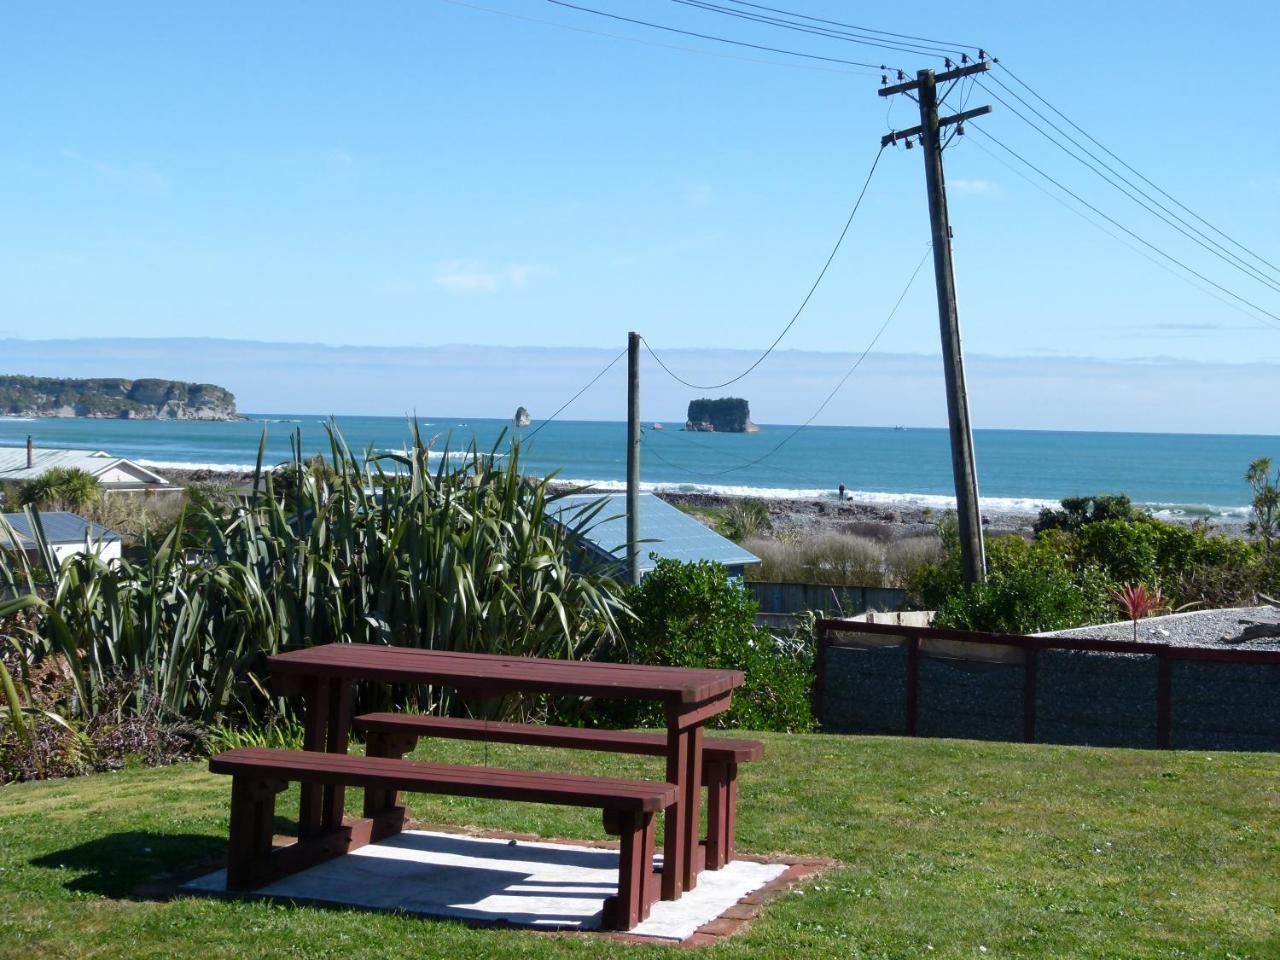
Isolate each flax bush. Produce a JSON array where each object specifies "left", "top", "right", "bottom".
[{"left": 0, "top": 424, "right": 628, "bottom": 730}]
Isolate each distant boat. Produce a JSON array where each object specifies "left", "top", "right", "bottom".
[
  {"left": 893, "top": 425, "right": 906, "bottom": 431},
  {"left": 652, "top": 423, "right": 664, "bottom": 431}
]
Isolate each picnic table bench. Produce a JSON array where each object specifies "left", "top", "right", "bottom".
[
  {"left": 211, "top": 747, "right": 676, "bottom": 929},
  {"left": 355, "top": 713, "right": 763, "bottom": 871}
]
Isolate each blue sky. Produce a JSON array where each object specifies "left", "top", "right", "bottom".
[{"left": 2, "top": 1, "right": 1279, "bottom": 427}]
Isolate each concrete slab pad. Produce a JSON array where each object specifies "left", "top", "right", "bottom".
[{"left": 182, "top": 830, "right": 788, "bottom": 941}]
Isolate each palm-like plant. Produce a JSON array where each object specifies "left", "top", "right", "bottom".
[
  {"left": 1112, "top": 582, "right": 1165, "bottom": 642},
  {"left": 18, "top": 467, "right": 101, "bottom": 512}
]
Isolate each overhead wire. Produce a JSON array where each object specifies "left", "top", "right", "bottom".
[
  {"left": 439, "top": 0, "right": 867, "bottom": 74},
  {"left": 642, "top": 144, "right": 886, "bottom": 391},
  {"left": 994, "top": 62, "right": 1280, "bottom": 282},
  {"left": 544, "top": 0, "right": 888, "bottom": 71},
  {"left": 523, "top": 346, "right": 628, "bottom": 442},
  {"left": 642, "top": 246, "right": 932, "bottom": 480},
  {"left": 967, "top": 122, "right": 1280, "bottom": 333},
  {"left": 961, "top": 133, "right": 1275, "bottom": 330},
  {"left": 723, "top": 0, "right": 983, "bottom": 54},
  {"left": 976, "top": 73, "right": 1280, "bottom": 296},
  {"left": 667, "top": 0, "right": 946, "bottom": 66}
]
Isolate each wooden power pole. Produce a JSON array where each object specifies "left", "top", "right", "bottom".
[
  {"left": 881, "top": 61, "right": 992, "bottom": 585},
  {"left": 626, "top": 331, "right": 641, "bottom": 585}
]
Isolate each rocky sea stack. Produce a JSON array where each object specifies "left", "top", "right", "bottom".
[
  {"left": 0, "top": 376, "right": 241, "bottom": 420},
  {"left": 513, "top": 406, "right": 532, "bottom": 427},
  {"left": 685, "top": 397, "right": 758, "bottom": 433}
]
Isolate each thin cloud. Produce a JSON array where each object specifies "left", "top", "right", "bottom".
[
  {"left": 60, "top": 148, "right": 171, "bottom": 197},
  {"left": 949, "top": 178, "right": 995, "bottom": 194},
  {"left": 432, "top": 260, "right": 543, "bottom": 294}
]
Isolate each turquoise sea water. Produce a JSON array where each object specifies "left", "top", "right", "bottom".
[{"left": 1, "top": 415, "right": 1276, "bottom": 518}]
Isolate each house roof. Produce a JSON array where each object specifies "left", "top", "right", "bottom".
[
  {"left": 550, "top": 492, "right": 759, "bottom": 573},
  {"left": 0, "top": 511, "right": 121, "bottom": 548},
  {"left": 0, "top": 446, "right": 168, "bottom": 485}
]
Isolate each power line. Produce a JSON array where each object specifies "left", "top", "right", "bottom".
[
  {"left": 439, "top": 0, "right": 866, "bottom": 75},
  {"left": 961, "top": 134, "right": 1273, "bottom": 330},
  {"left": 968, "top": 123, "right": 1280, "bottom": 334},
  {"left": 523, "top": 346, "right": 628, "bottom": 442},
  {"left": 668, "top": 0, "right": 946, "bottom": 66},
  {"left": 643, "top": 144, "right": 886, "bottom": 391},
  {"left": 643, "top": 247, "right": 931, "bottom": 480},
  {"left": 961, "top": 133, "right": 1275, "bottom": 331},
  {"left": 724, "top": 0, "right": 983, "bottom": 54},
  {"left": 544, "top": 0, "right": 888, "bottom": 71},
  {"left": 995, "top": 62, "right": 1280, "bottom": 283},
  {"left": 976, "top": 73, "right": 1280, "bottom": 296}
]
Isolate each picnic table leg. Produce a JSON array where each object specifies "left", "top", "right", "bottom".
[
  {"left": 660, "top": 720, "right": 689, "bottom": 901},
  {"left": 297, "top": 678, "right": 330, "bottom": 839},
  {"left": 681, "top": 724, "right": 704, "bottom": 891},
  {"left": 321, "top": 679, "right": 353, "bottom": 831}
]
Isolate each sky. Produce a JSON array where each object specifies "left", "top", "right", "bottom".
[
  {"left": 2, "top": 1, "right": 1280, "bottom": 430},
  {"left": 4, "top": 337, "right": 1279, "bottom": 436}
]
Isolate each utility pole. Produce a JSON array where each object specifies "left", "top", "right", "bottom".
[
  {"left": 626, "top": 331, "right": 642, "bottom": 585},
  {"left": 880, "top": 60, "right": 991, "bottom": 585}
]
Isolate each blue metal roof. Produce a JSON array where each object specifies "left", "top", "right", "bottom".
[
  {"left": 550, "top": 493, "right": 759, "bottom": 573},
  {"left": 1, "top": 511, "right": 121, "bottom": 546}
]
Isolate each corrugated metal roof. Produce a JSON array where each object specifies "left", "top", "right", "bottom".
[
  {"left": 0, "top": 446, "right": 167, "bottom": 484},
  {"left": 0, "top": 511, "right": 121, "bottom": 546},
  {"left": 550, "top": 492, "right": 759, "bottom": 572}
]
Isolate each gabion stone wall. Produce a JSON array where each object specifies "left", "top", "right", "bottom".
[{"left": 820, "top": 640, "right": 1280, "bottom": 753}]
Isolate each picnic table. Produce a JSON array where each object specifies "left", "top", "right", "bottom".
[{"left": 266, "top": 644, "right": 745, "bottom": 901}]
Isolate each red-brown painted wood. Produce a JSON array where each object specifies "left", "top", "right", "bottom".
[
  {"left": 322, "top": 679, "right": 353, "bottom": 831},
  {"left": 681, "top": 724, "right": 704, "bottom": 892},
  {"left": 704, "top": 759, "right": 728, "bottom": 870},
  {"left": 600, "top": 810, "right": 658, "bottom": 930},
  {"left": 353, "top": 713, "right": 763, "bottom": 763},
  {"left": 211, "top": 748, "right": 677, "bottom": 812},
  {"left": 298, "top": 678, "right": 329, "bottom": 839},
  {"left": 661, "top": 726, "right": 688, "bottom": 901},
  {"left": 270, "top": 645, "right": 742, "bottom": 910},
  {"left": 269, "top": 644, "right": 743, "bottom": 705}
]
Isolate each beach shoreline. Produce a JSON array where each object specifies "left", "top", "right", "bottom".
[{"left": 158, "top": 467, "right": 1249, "bottom": 542}]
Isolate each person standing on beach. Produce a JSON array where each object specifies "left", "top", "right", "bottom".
[{"left": 838, "top": 483, "right": 846, "bottom": 501}]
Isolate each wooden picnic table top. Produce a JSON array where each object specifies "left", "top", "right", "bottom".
[{"left": 268, "top": 644, "right": 744, "bottom": 706}]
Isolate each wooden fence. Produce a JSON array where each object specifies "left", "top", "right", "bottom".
[{"left": 748, "top": 582, "right": 906, "bottom": 618}]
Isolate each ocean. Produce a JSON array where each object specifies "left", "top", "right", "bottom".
[{"left": 1, "top": 415, "right": 1275, "bottom": 520}]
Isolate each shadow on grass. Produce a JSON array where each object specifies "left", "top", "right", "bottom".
[{"left": 31, "top": 831, "right": 227, "bottom": 900}]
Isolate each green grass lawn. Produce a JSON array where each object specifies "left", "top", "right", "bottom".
[{"left": 1, "top": 733, "right": 1277, "bottom": 959}]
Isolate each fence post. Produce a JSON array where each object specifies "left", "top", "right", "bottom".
[
  {"left": 1156, "top": 651, "right": 1172, "bottom": 749},
  {"left": 905, "top": 634, "right": 920, "bottom": 736},
  {"left": 1023, "top": 647, "right": 1038, "bottom": 743},
  {"left": 812, "top": 621, "right": 828, "bottom": 731}
]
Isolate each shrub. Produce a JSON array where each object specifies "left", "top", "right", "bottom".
[
  {"left": 1034, "top": 494, "right": 1147, "bottom": 533},
  {"left": 906, "top": 515, "right": 965, "bottom": 609},
  {"left": 884, "top": 536, "right": 943, "bottom": 587},
  {"left": 745, "top": 533, "right": 886, "bottom": 587},
  {"left": 933, "top": 533, "right": 1112, "bottom": 634},
  {"left": 601, "top": 558, "right": 814, "bottom": 732},
  {"left": 1073, "top": 519, "right": 1160, "bottom": 584}
]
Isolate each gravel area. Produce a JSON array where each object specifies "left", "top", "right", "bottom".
[{"left": 1039, "top": 605, "right": 1280, "bottom": 652}]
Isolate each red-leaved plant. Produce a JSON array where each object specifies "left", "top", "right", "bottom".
[{"left": 1112, "top": 582, "right": 1165, "bottom": 642}]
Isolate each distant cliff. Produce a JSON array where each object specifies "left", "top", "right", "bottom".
[
  {"left": 685, "top": 397, "right": 758, "bottom": 433},
  {"left": 0, "top": 376, "right": 240, "bottom": 420}
]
